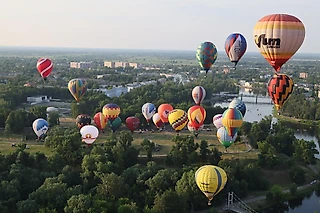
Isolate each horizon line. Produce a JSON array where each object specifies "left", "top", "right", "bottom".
[{"left": 0, "top": 45, "right": 318, "bottom": 55}]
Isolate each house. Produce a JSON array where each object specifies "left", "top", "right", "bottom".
[{"left": 27, "top": 96, "right": 50, "bottom": 105}]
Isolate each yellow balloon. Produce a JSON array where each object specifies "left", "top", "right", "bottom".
[
  {"left": 195, "top": 165, "right": 227, "bottom": 205},
  {"left": 168, "top": 109, "right": 188, "bottom": 131}
]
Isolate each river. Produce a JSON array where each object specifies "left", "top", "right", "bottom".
[{"left": 214, "top": 89, "right": 320, "bottom": 213}]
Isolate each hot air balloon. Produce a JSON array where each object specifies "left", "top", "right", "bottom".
[
  {"left": 102, "top": 103, "right": 121, "bottom": 120},
  {"left": 212, "top": 114, "right": 223, "bottom": 129},
  {"left": 32, "top": 118, "right": 49, "bottom": 139},
  {"left": 267, "top": 74, "right": 294, "bottom": 110},
  {"left": 196, "top": 42, "right": 218, "bottom": 73},
  {"left": 36, "top": 58, "right": 53, "bottom": 81},
  {"left": 168, "top": 109, "right": 188, "bottom": 132},
  {"left": 80, "top": 125, "right": 99, "bottom": 145},
  {"left": 68, "top": 79, "right": 88, "bottom": 102},
  {"left": 225, "top": 33, "right": 247, "bottom": 68},
  {"left": 253, "top": 14, "right": 305, "bottom": 73},
  {"left": 94, "top": 112, "right": 107, "bottom": 132},
  {"left": 187, "top": 121, "right": 203, "bottom": 138},
  {"left": 187, "top": 105, "right": 206, "bottom": 129},
  {"left": 152, "top": 113, "right": 164, "bottom": 129},
  {"left": 76, "top": 114, "right": 91, "bottom": 129},
  {"left": 108, "top": 117, "right": 122, "bottom": 133},
  {"left": 46, "top": 107, "right": 58, "bottom": 114},
  {"left": 192, "top": 86, "right": 206, "bottom": 105},
  {"left": 142, "top": 103, "right": 156, "bottom": 123},
  {"left": 222, "top": 108, "right": 243, "bottom": 137},
  {"left": 217, "top": 127, "right": 238, "bottom": 149},
  {"left": 157, "top": 103, "right": 174, "bottom": 123},
  {"left": 229, "top": 98, "right": 246, "bottom": 117},
  {"left": 195, "top": 165, "right": 228, "bottom": 205},
  {"left": 126, "top": 116, "right": 140, "bottom": 132}
]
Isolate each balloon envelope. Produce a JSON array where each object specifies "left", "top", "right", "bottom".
[
  {"left": 187, "top": 121, "right": 203, "bottom": 137},
  {"left": 253, "top": 14, "right": 305, "bottom": 72},
  {"left": 32, "top": 118, "right": 49, "bottom": 138},
  {"left": 187, "top": 105, "right": 206, "bottom": 128},
  {"left": 76, "top": 114, "right": 91, "bottom": 129},
  {"left": 217, "top": 127, "right": 238, "bottom": 148},
  {"left": 222, "top": 108, "right": 243, "bottom": 137},
  {"left": 228, "top": 98, "right": 246, "bottom": 117},
  {"left": 46, "top": 107, "right": 58, "bottom": 113},
  {"left": 192, "top": 86, "right": 206, "bottom": 105},
  {"left": 196, "top": 42, "right": 218, "bottom": 73},
  {"left": 80, "top": 125, "right": 99, "bottom": 145},
  {"left": 225, "top": 33, "right": 247, "bottom": 67},
  {"left": 152, "top": 113, "right": 164, "bottom": 129},
  {"left": 102, "top": 103, "right": 121, "bottom": 120},
  {"left": 142, "top": 103, "right": 156, "bottom": 122},
  {"left": 212, "top": 114, "right": 223, "bottom": 129},
  {"left": 94, "top": 112, "right": 107, "bottom": 131},
  {"left": 126, "top": 116, "right": 140, "bottom": 132},
  {"left": 108, "top": 117, "right": 122, "bottom": 132},
  {"left": 68, "top": 79, "right": 88, "bottom": 102},
  {"left": 157, "top": 103, "right": 173, "bottom": 123},
  {"left": 168, "top": 109, "right": 188, "bottom": 132},
  {"left": 268, "top": 74, "right": 294, "bottom": 110},
  {"left": 36, "top": 58, "right": 53, "bottom": 80},
  {"left": 195, "top": 165, "right": 227, "bottom": 204}
]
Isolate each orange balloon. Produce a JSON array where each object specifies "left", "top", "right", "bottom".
[
  {"left": 157, "top": 104, "right": 174, "bottom": 123},
  {"left": 253, "top": 14, "right": 305, "bottom": 72}
]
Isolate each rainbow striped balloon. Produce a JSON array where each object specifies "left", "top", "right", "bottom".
[
  {"left": 253, "top": 14, "right": 305, "bottom": 73},
  {"left": 221, "top": 108, "right": 243, "bottom": 137}
]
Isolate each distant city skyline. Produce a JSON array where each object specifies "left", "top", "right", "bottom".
[{"left": 1, "top": 0, "right": 319, "bottom": 53}]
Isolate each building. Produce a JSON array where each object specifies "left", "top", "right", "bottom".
[
  {"left": 300, "top": 72, "right": 308, "bottom": 79},
  {"left": 27, "top": 95, "right": 50, "bottom": 105},
  {"left": 104, "top": 61, "right": 115, "bottom": 68},
  {"left": 96, "top": 86, "right": 128, "bottom": 98},
  {"left": 70, "top": 62, "right": 92, "bottom": 69},
  {"left": 104, "top": 61, "right": 138, "bottom": 69}
]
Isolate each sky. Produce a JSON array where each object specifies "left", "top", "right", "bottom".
[{"left": 0, "top": 0, "right": 319, "bottom": 53}]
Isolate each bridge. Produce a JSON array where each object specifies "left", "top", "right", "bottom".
[
  {"left": 223, "top": 191, "right": 258, "bottom": 213},
  {"left": 210, "top": 93, "right": 272, "bottom": 104}
]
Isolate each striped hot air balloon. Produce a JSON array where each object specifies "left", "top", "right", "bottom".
[
  {"left": 267, "top": 74, "right": 294, "bottom": 110},
  {"left": 253, "top": 14, "right": 305, "bottom": 73},
  {"left": 168, "top": 109, "right": 188, "bottom": 132},
  {"left": 217, "top": 127, "right": 238, "bottom": 149},
  {"left": 187, "top": 105, "right": 206, "bottom": 128},
  {"left": 192, "top": 86, "right": 206, "bottom": 105},
  {"left": 93, "top": 112, "right": 107, "bottom": 132},
  {"left": 225, "top": 33, "right": 247, "bottom": 68},
  {"left": 68, "top": 79, "right": 88, "bottom": 102},
  {"left": 222, "top": 108, "right": 243, "bottom": 137},
  {"left": 152, "top": 113, "right": 164, "bottom": 129},
  {"left": 36, "top": 58, "right": 53, "bottom": 81},
  {"left": 195, "top": 165, "right": 228, "bottom": 205},
  {"left": 102, "top": 103, "right": 121, "bottom": 121},
  {"left": 196, "top": 42, "right": 218, "bottom": 73}
]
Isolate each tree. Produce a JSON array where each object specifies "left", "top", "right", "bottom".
[
  {"left": 5, "top": 109, "right": 28, "bottom": 134},
  {"left": 199, "top": 140, "right": 209, "bottom": 162},
  {"left": 289, "top": 167, "right": 306, "bottom": 184},
  {"left": 152, "top": 190, "right": 187, "bottom": 213},
  {"left": 47, "top": 112, "right": 60, "bottom": 127},
  {"left": 141, "top": 139, "right": 155, "bottom": 161},
  {"left": 266, "top": 185, "right": 285, "bottom": 203},
  {"left": 64, "top": 194, "right": 92, "bottom": 213}
]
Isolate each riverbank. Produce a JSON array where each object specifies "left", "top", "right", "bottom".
[{"left": 273, "top": 109, "right": 319, "bottom": 126}]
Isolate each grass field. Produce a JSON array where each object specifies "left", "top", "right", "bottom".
[{"left": 0, "top": 117, "right": 256, "bottom": 159}]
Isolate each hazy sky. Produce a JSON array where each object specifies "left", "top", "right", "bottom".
[{"left": 1, "top": 0, "right": 319, "bottom": 53}]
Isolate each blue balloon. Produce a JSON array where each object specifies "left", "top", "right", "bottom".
[{"left": 32, "top": 118, "right": 49, "bottom": 138}]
